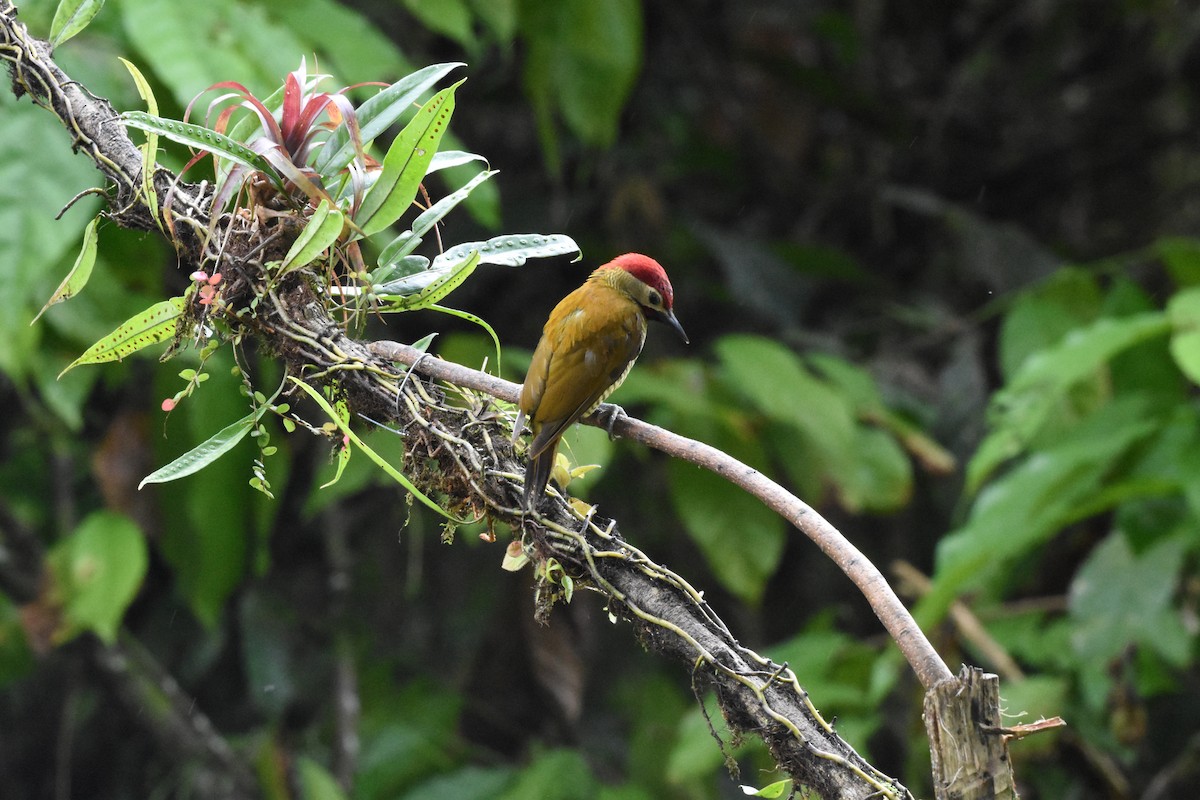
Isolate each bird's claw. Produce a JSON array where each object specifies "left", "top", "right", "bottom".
[{"left": 596, "top": 403, "right": 628, "bottom": 440}]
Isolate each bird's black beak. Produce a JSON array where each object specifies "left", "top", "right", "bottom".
[{"left": 660, "top": 308, "right": 689, "bottom": 344}]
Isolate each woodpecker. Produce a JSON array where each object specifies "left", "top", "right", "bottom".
[{"left": 515, "top": 253, "right": 688, "bottom": 509}]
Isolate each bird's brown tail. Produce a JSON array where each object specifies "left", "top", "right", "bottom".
[{"left": 523, "top": 444, "right": 557, "bottom": 510}]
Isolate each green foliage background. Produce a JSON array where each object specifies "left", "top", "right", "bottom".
[{"left": 3, "top": 1, "right": 1200, "bottom": 797}]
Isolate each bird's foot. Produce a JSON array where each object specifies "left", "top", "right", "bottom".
[{"left": 596, "top": 403, "right": 628, "bottom": 440}]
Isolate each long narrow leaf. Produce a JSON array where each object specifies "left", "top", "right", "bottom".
[
  {"left": 118, "top": 58, "right": 161, "bottom": 227},
  {"left": 430, "top": 233, "right": 580, "bottom": 269},
  {"left": 215, "top": 83, "right": 288, "bottom": 188},
  {"left": 376, "top": 233, "right": 424, "bottom": 272},
  {"left": 428, "top": 303, "right": 502, "bottom": 371},
  {"left": 289, "top": 379, "right": 469, "bottom": 522},
  {"left": 207, "top": 80, "right": 284, "bottom": 144},
  {"left": 403, "top": 170, "right": 497, "bottom": 261},
  {"left": 59, "top": 297, "right": 185, "bottom": 377},
  {"left": 357, "top": 84, "right": 460, "bottom": 236},
  {"left": 121, "top": 112, "right": 282, "bottom": 191},
  {"left": 253, "top": 144, "right": 330, "bottom": 206},
  {"left": 372, "top": 169, "right": 495, "bottom": 272},
  {"left": 33, "top": 216, "right": 98, "bottom": 323},
  {"left": 374, "top": 256, "right": 430, "bottom": 286},
  {"left": 318, "top": 395, "right": 353, "bottom": 489},
  {"left": 49, "top": 0, "right": 104, "bottom": 49},
  {"left": 375, "top": 251, "right": 481, "bottom": 309},
  {"left": 138, "top": 412, "right": 255, "bottom": 489},
  {"left": 314, "top": 62, "right": 465, "bottom": 177},
  {"left": 427, "top": 150, "right": 488, "bottom": 174}
]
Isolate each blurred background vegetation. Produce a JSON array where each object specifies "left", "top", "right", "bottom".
[{"left": 3, "top": 0, "right": 1200, "bottom": 798}]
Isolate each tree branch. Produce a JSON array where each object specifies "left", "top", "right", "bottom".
[
  {"left": 368, "top": 340, "right": 953, "bottom": 691},
  {"left": 2, "top": 1, "right": 142, "bottom": 226}
]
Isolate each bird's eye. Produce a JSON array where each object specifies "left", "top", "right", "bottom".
[{"left": 648, "top": 290, "right": 662, "bottom": 307}]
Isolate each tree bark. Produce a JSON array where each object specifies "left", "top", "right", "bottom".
[{"left": 924, "top": 667, "right": 1019, "bottom": 800}]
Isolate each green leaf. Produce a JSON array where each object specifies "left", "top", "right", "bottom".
[
  {"left": 969, "top": 311, "right": 1171, "bottom": 491},
  {"left": 469, "top": 0, "right": 516, "bottom": 42},
  {"left": 1167, "top": 286, "right": 1200, "bottom": 384},
  {"left": 120, "top": 112, "right": 283, "bottom": 191},
  {"left": 1004, "top": 311, "right": 1170, "bottom": 397},
  {"left": 154, "top": 356, "right": 262, "bottom": 627},
  {"left": 49, "top": 0, "right": 105, "bottom": 49},
  {"left": 668, "top": 424, "right": 785, "bottom": 605},
  {"left": 314, "top": 62, "right": 465, "bottom": 177},
  {"left": 354, "top": 679, "right": 463, "bottom": 798},
  {"left": 740, "top": 779, "right": 793, "bottom": 798},
  {"left": 280, "top": 200, "right": 345, "bottom": 274},
  {"left": 442, "top": 160, "right": 501, "bottom": 228},
  {"left": 666, "top": 694, "right": 751, "bottom": 785},
  {"left": 117, "top": 57, "right": 161, "bottom": 228},
  {"left": 768, "top": 620, "right": 880, "bottom": 714},
  {"left": 522, "top": 0, "right": 643, "bottom": 156},
  {"left": 375, "top": 251, "right": 481, "bottom": 310},
  {"left": 1106, "top": 281, "right": 1185, "bottom": 397},
  {"left": 998, "top": 268, "right": 1102, "bottom": 380},
  {"left": 116, "top": 0, "right": 306, "bottom": 108},
  {"left": 0, "top": 99, "right": 103, "bottom": 380},
  {"left": 427, "top": 150, "right": 489, "bottom": 173},
  {"left": 715, "top": 335, "right": 860, "bottom": 501},
  {"left": 32, "top": 216, "right": 98, "bottom": 323},
  {"left": 59, "top": 297, "right": 185, "bottom": 377},
  {"left": 670, "top": 459, "right": 785, "bottom": 604},
  {"left": 138, "top": 411, "right": 256, "bottom": 489},
  {"left": 397, "top": 767, "right": 515, "bottom": 800},
  {"left": 372, "top": 255, "right": 430, "bottom": 287},
  {"left": 377, "top": 169, "right": 497, "bottom": 269},
  {"left": 1069, "top": 531, "right": 1190, "bottom": 666},
  {"left": 843, "top": 425, "right": 913, "bottom": 513},
  {"left": 427, "top": 303, "right": 502, "bottom": 371},
  {"left": 430, "top": 232, "right": 580, "bottom": 269},
  {"left": 319, "top": 396, "right": 352, "bottom": 489},
  {"left": 920, "top": 396, "right": 1162, "bottom": 625},
  {"left": 290, "top": 379, "right": 469, "bottom": 522},
  {"left": 267, "top": 0, "right": 409, "bottom": 89},
  {"left": 47, "top": 511, "right": 147, "bottom": 644},
  {"left": 297, "top": 757, "right": 349, "bottom": 800},
  {"left": 805, "top": 353, "right": 919, "bottom": 509},
  {"left": 401, "top": 0, "right": 473, "bottom": 45},
  {"left": 0, "top": 595, "right": 34, "bottom": 684},
  {"left": 32, "top": 358, "right": 98, "bottom": 432},
  {"left": 1157, "top": 236, "right": 1200, "bottom": 288},
  {"left": 357, "top": 84, "right": 460, "bottom": 236},
  {"left": 495, "top": 750, "right": 599, "bottom": 800}
]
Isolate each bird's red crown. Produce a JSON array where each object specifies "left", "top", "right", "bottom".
[{"left": 604, "top": 253, "right": 675, "bottom": 309}]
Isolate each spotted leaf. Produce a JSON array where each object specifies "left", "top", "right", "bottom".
[{"left": 59, "top": 297, "right": 185, "bottom": 377}]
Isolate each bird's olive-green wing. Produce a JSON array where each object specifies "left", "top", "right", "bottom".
[{"left": 524, "top": 293, "right": 646, "bottom": 460}]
